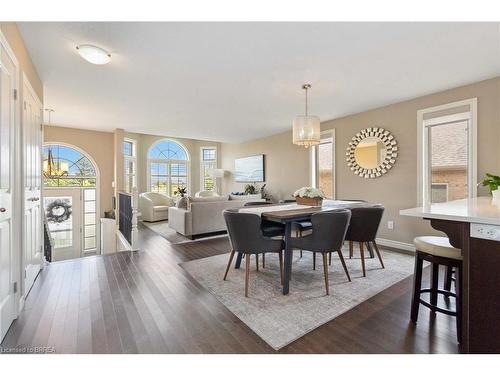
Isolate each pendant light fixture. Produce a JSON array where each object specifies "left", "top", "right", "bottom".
[{"left": 292, "top": 83, "right": 320, "bottom": 148}]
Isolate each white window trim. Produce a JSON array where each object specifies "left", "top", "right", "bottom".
[
  {"left": 200, "top": 146, "right": 218, "bottom": 192},
  {"left": 147, "top": 139, "right": 190, "bottom": 196},
  {"left": 417, "top": 98, "right": 477, "bottom": 206},
  {"left": 123, "top": 138, "right": 137, "bottom": 193},
  {"left": 310, "top": 129, "right": 336, "bottom": 199}
]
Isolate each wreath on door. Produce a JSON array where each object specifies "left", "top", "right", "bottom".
[{"left": 46, "top": 199, "right": 72, "bottom": 223}]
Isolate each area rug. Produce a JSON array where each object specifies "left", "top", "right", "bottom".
[
  {"left": 142, "top": 220, "right": 227, "bottom": 244},
  {"left": 181, "top": 249, "right": 415, "bottom": 350}
]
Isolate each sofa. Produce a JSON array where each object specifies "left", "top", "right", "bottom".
[
  {"left": 168, "top": 194, "right": 265, "bottom": 239},
  {"left": 139, "top": 192, "right": 175, "bottom": 222},
  {"left": 195, "top": 190, "right": 220, "bottom": 197}
]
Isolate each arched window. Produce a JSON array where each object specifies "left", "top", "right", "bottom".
[
  {"left": 148, "top": 139, "right": 189, "bottom": 196},
  {"left": 43, "top": 144, "right": 97, "bottom": 187}
]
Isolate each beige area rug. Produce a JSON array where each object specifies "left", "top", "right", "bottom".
[
  {"left": 181, "top": 249, "right": 415, "bottom": 350},
  {"left": 142, "top": 220, "right": 227, "bottom": 244}
]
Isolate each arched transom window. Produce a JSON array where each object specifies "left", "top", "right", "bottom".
[
  {"left": 43, "top": 144, "right": 97, "bottom": 187},
  {"left": 148, "top": 139, "right": 189, "bottom": 196}
]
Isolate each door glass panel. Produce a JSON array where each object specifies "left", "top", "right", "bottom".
[
  {"left": 84, "top": 201, "right": 96, "bottom": 213},
  {"left": 84, "top": 213, "right": 96, "bottom": 225},
  {"left": 84, "top": 189, "right": 95, "bottom": 201},
  {"left": 430, "top": 121, "right": 468, "bottom": 203},
  {"left": 44, "top": 196, "right": 73, "bottom": 249},
  {"left": 84, "top": 225, "right": 96, "bottom": 237},
  {"left": 84, "top": 237, "right": 96, "bottom": 250}
]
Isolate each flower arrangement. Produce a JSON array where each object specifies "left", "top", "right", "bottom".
[{"left": 293, "top": 187, "right": 325, "bottom": 206}]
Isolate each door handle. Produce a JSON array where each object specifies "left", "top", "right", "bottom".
[
  {"left": 27, "top": 197, "right": 40, "bottom": 202},
  {"left": 0, "top": 208, "right": 6, "bottom": 213}
]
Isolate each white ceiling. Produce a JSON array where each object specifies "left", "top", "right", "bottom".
[{"left": 18, "top": 22, "right": 500, "bottom": 143}]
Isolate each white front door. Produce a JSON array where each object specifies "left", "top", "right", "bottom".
[
  {"left": 44, "top": 189, "right": 81, "bottom": 262},
  {"left": 23, "top": 77, "right": 43, "bottom": 295},
  {"left": 0, "top": 38, "right": 17, "bottom": 342}
]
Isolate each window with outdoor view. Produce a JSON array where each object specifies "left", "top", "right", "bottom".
[
  {"left": 123, "top": 139, "right": 136, "bottom": 193},
  {"left": 148, "top": 139, "right": 189, "bottom": 196},
  {"left": 200, "top": 147, "right": 217, "bottom": 191}
]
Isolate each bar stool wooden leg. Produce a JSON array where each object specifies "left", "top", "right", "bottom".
[
  {"left": 430, "top": 263, "right": 439, "bottom": 307},
  {"left": 359, "top": 242, "right": 366, "bottom": 277},
  {"left": 456, "top": 265, "right": 462, "bottom": 343},
  {"left": 410, "top": 251, "right": 424, "bottom": 322},
  {"left": 444, "top": 265, "right": 453, "bottom": 291}
]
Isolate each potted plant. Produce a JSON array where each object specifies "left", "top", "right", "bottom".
[
  {"left": 293, "top": 187, "right": 325, "bottom": 206},
  {"left": 480, "top": 173, "right": 500, "bottom": 200},
  {"left": 244, "top": 183, "right": 257, "bottom": 195},
  {"left": 175, "top": 187, "right": 188, "bottom": 197}
]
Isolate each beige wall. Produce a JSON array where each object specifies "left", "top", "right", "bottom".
[
  {"left": 43, "top": 126, "right": 115, "bottom": 216},
  {"left": 221, "top": 131, "right": 310, "bottom": 201},
  {"left": 221, "top": 77, "right": 500, "bottom": 245},
  {"left": 124, "top": 132, "right": 221, "bottom": 195},
  {"left": 0, "top": 22, "right": 43, "bottom": 100}
]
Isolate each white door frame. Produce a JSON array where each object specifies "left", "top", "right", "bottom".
[{"left": 0, "top": 30, "right": 21, "bottom": 328}]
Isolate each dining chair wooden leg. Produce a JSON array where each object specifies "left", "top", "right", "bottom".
[
  {"left": 223, "top": 249, "right": 236, "bottom": 280},
  {"left": 278, "top": 251, "right": 284, "bottom": 285},
  {"left": 262, "top": 253, "right": 265, "bottom": 268},
  {"left": 372, "top": 240, "right": 385, "bottom": 269},
  {"left": 245, "top": 253, "right": 251, "bottom": 297},
  {"left": 337, "top": 250, "right": 351, "bottom": 282},
  {"left": 313, "top": 252, "right": 316, "bottom": 270},
  {"left": 360, "top": 242, "right": 366, "bottom": 277},
  {"left": 300, "top": 250, "right": 303, "bottom": 258},
  {"left": 328, "top": 252, "right": 332, "bottom": 265},
  {"left": 349, "top": 241, "right": 353, "bottom": 259},
  {"left": 255, "top": 254, "right": 259, "bottom": 272},
  {"left": 322, "top": 253, "right": 330, "bottom": 295}
]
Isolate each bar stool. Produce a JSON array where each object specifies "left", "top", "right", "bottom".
[{"left": 410, "top": 236, "right": 463, "bottom": 342}]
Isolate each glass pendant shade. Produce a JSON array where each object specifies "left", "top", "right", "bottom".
[{"left": 293, "top": 115, "right": 320, "bottom": 148}]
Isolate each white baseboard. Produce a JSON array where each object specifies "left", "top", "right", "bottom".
[{"left": 375, "top": 237, "right": 415, "bottom": 253}]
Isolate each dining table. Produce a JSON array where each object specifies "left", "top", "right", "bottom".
[{"left": 235, "top": 200, "right": 369, "bottom": 295}]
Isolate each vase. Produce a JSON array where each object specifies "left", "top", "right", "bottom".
[
  {"left": 295, "top": 196, "right": 323, "bottom": 206},
  {"left": 492, "top": 189, "right": 500, "bottom": 201}
]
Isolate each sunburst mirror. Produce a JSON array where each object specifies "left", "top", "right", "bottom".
[{"left": 346, "top": 127, "right": 398, "bottom": 178}]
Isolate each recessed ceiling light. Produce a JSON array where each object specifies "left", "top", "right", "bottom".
[{"left": 76, "top": 44, "right": 111, "bottom": 65}]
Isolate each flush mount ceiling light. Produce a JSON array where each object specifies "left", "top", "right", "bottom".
[
  {"left": 292, "top": 84, "right": 320, "bottom": 148},
  {"left": 76, "top": 44, "right": 111, "bottom": 65}
]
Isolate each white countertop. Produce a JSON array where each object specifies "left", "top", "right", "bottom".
[{"left": 400, "top": 197, "right": 500, "bottom": 225}]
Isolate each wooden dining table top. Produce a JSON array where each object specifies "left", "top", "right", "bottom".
[{"left": 241, "top": 200, "right": 370, "bottom": 222}]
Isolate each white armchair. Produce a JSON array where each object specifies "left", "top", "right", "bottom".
[
  {"left": 139, "top": 192, "right": 174, "bottom": 222},
  {"left": 195, "top": 190, "right": 220, "bottom": 198}
]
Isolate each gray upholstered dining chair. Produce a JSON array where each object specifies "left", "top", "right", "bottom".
[
  {"left": 223, "top": 209, "right": 284, "bottom": 297},
  {"left": 344, "top": 205, "right": 385, "bottom": 277},
  {"left": 288, "top": 209, "right": 352, "bottom": 295}
]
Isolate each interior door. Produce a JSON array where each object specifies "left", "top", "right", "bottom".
[
  {"left": 0, "top": 39, "right": 17, "bottom": 342},
  {"left": 44, "top": 189, "right": 81, "bottom": 262},
  {"left": 23, "top": 78, "right": 43, "bottom": 295}
]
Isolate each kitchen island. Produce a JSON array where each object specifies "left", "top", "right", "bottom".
[{"left": 400, "top": 197, "right": 500, "bottom": 353}]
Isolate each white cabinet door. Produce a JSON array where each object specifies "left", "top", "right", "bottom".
[
  {"left": 0, "top": 39, "right": 17, "bottom": 342},
  {"left": 23, "top": 77, "right": 43, "bottom": 296}
]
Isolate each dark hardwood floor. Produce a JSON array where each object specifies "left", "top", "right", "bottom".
[{"left": 0, "top": 223, "right": 459, "bottom": 353}]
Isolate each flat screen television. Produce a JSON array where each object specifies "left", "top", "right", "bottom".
[{"left": 234, "top": 155, "right": 265, "bottom": 182}]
